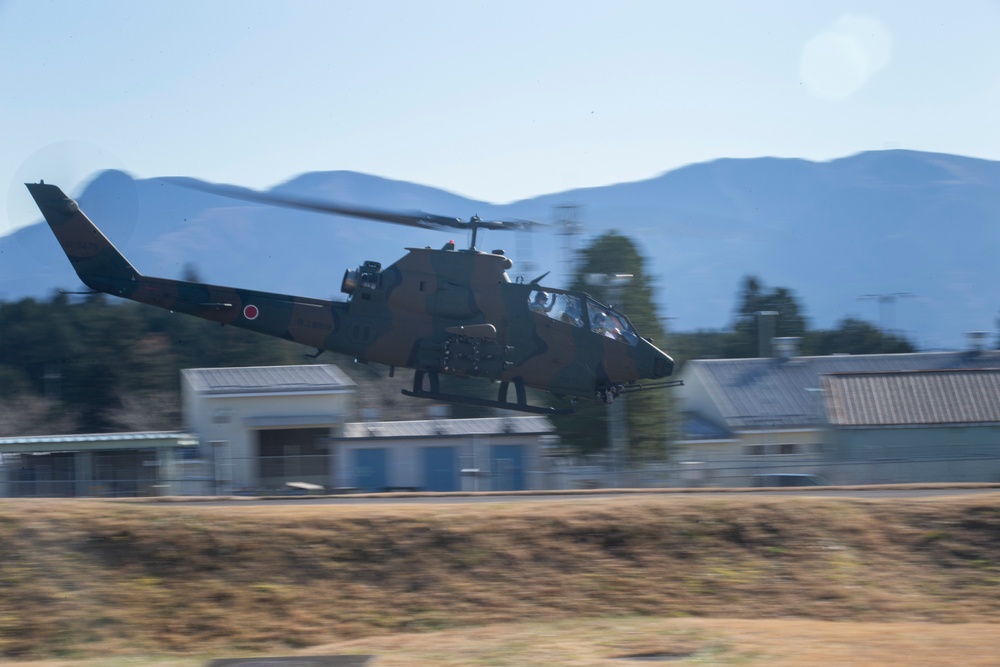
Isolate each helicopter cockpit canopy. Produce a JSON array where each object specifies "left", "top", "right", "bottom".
[
  {"left": 528, "top": 289, "right": 583, "bottom": 327},
  {"left": 526, "top": 289, "right": 639, "bottom": 346},
  {"left": 586, "top": 301, "right": 638, "bottom": 345}
]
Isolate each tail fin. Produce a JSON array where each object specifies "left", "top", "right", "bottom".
[{"left": 25, "top": 182, "right": 140, "bottom": 294}]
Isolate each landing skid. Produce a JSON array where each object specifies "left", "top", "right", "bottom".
[{"left": 402, "top": 370, "right": 574, "bottom": 415}]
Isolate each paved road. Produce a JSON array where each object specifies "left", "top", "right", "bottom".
[{"left": 188, "top": 485, "right": 1000, "bottom": 507}]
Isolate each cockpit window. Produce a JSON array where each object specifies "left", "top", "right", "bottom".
[
  {"left": 527, "top": 290, "right": 584, "bottom": 328},
  {"left": 587, "top": 301, "right": 639, "bottom": 346}
]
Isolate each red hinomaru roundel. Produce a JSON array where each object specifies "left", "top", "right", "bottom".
[{"left": 243, "top": 304, "right": 259, "bottom": 320}]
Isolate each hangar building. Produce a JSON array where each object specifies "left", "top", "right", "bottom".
[
  {"left": 1, "top": 363, "right": 557, "bottom": 496},
  {"left": 675, "top": 341, "right": 1000, "bottom": 486},
  {"left": 181, "top": 364, "right": 355, "bottom": 494},
  {"left": 0, "top": 431, "right": 198, "bottom": 497},
  {"left": 331, "top": 416, "right": 555, "bottom": 492}
]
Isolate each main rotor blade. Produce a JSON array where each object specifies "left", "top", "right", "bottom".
[
  {"left": 162, "top": 177, "right": 463, "bottom": 231},
  {"left": 161, "top": 178, "right": 540, "bottom": 232}
]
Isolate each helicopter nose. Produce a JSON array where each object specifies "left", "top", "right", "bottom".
[{"left": 653, "top": 352, "right": 675, "bottom": 378}]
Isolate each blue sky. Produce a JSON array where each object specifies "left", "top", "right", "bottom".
[{"left": 4, "top": 1, "right": 1000, "bottom": 231}]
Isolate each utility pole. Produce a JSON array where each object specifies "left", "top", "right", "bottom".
[
  {"left": 860, "top": 292, "right": 914, "bottom": 335},
  {"left": 555, "top": 204, "right": 581, "bottom": 286},
  {"left": 756, "top": 311, "right": 778, "bottom": 358}
]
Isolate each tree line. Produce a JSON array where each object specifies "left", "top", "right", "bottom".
[
  {"left": 668, "top": 274, "right": 916, "bottom": 366},
  {"left": 0, "top": 292, "right": 307, "bottom": 435}
]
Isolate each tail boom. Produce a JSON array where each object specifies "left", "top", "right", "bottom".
[{"left": 26, "top": 182, "right": 346, "bottom": 352}]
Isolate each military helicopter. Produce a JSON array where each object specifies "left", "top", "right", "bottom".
[{"left": 25, "top": 180, "right": 677, "bottom": 415}]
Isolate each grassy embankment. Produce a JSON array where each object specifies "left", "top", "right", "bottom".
[{"left": 2, "top": 492, "right": 1000, "bottom": 665}]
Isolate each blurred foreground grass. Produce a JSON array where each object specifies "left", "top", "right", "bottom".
[{"left": 2, "top": 493, "right": 1000, "bottom": 665}]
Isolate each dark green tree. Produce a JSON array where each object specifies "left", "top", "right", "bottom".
[
  {"left": 669, "top": 278, "right": 917, "bottom": 370},
  {"left": 724, "top": 275, "right": 808, "bottom": 358},
  {"left": 0, "top": 294, "right": 309, "bottom": 434},
  {"left": 802, "top": 318, "right": 915, "bottom": 355},
  {"left": 550, "top": 231, "right": 676, "bottom": 461}
]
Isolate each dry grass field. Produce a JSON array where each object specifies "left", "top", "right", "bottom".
[{"left": 2, "top": 492, "right": 1000, "bottom": 665}]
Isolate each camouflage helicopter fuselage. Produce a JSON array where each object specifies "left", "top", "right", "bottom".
[{"left": 27, "top": 182, "right": 675, "bottom": 413}]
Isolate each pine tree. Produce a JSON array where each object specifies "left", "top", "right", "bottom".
[{"left": 550, "top": 231, "right": 677, "bottom": 461}]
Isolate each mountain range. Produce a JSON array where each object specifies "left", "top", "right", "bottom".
[{"left": 2, "top": 149, "right": 999, "bottom": 351}]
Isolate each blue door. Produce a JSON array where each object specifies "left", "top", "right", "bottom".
[
  {"left": 490, "top": 444, "right": 525, "bottom": 491},
  {"left": 423, "top": 446, "right": 458, "bottom": 491},
  {"left": 353, "top": 448, "right": 387, "bottom": 492}
]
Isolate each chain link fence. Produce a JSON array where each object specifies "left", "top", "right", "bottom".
[{"left": 4, "top": 451, "right": 1000, "bottom": 498}]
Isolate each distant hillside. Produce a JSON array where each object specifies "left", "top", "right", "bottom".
[{"left": 3, "top": 150, "right": 999, "bottom": 350}]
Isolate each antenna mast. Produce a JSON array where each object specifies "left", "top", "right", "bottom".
[{"left": 555, "top": 204, "right": 581, "bottom": 287}]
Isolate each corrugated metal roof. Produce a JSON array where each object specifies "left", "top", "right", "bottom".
[
  {"left": 824, "top": 368, "right": 1000, "bottom": 426},
  {"left": 183, "top": 364, "right": 354, "bottom": 395},
  {"left": 681, "top": 411, "right": 733, "bottom": 440},
  {"left": 340, "top": 416, "right": 553, "bottom": 439},
  {"left": 244, "top": 415, "right": 345, "bottom": 428},
  {"left": 0, "top": 431, "right": 198, "bottom": 453},
  {"left": 0, "top": 431, "right": 196, "bottom": 446},
  {"left": 682, "top": 350, "right": 1000, "bottom": 430}
]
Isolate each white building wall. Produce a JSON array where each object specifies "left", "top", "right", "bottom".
[{"left": 182, "top": 373, "right": 352, "bottom": 490}]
